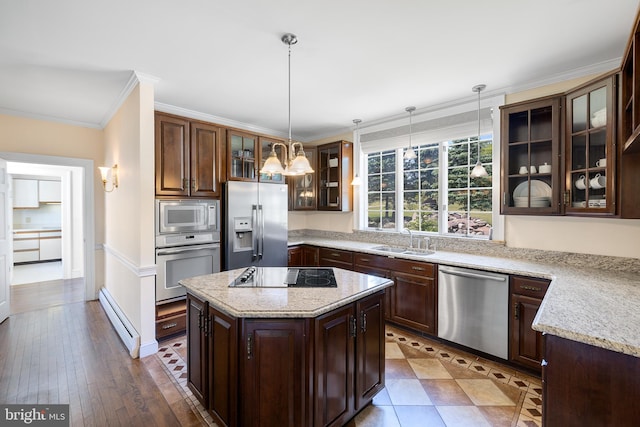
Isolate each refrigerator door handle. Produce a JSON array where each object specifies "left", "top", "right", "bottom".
[
  {"left": 251, "top": 204, "right": 258, "bottom": 260},
  {"left": 258, "top": 204, "right": 264, "bottom": 259}
]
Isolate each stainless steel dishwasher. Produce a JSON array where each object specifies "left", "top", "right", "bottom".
[{"left": 437, "top": 266, "right": 509, "bottom": 359}]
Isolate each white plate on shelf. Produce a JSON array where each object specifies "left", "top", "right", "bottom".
[{"left": 513, "top": 180, "right": 552, "bottom": 198}]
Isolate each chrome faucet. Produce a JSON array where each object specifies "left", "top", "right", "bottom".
[{"left": 403, "top": 228, "right": 415, "bottom": 248}]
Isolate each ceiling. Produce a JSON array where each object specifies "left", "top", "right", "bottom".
[{"left": 1, "top": 0, "right": 638, "bottom": 141}]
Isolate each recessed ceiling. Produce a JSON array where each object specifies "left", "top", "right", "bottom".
[{"left": 0, "top": 0, "right": 637, "bottom": 141}]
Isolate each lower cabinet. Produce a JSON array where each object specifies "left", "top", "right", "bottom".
[
  {"left": 543, "top": 334, "right": 640, "bottom": 426},
  {"left": 314, "top": 292, "right": 384, "bottom": 427},
  {"left": 318, "top": 247, "right": 353, "bottom": 269},
  {"left": 509, "top": 276, "right": 549, "bottom": 370},
  {"left": 187, "top": 289, "right": 386, "bottom": 427},
  {"left": 156, "top": 299, "right": 186, "bottom": 340},
  {"left": 288, "top": 245, "right": 320, "bottom": 267}
]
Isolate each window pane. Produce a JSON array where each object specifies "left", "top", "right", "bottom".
[
  {"left": 368, "top": 175, "right": 381, "bottom": 192},
  {"left": 404, "top": 191, "right": 419, "bottom": 210},
  {"left": 368, "top": 193, "right": 381, "bottom": 210},
  {"left": 381, "top": 152, "right": 396, "bottom": 173},
  {"left": 381, "top": 173, "right": 395, "bottom": 191},
  {"left": 448, "top": 211, "right": 470, "bottom": 234},
  {"left": 447, "top": 167, "right": 468, "bottom": 189},
  {"left": 421, "top": 190, "right": 439, "bottom": 211},
  {"left": 447, "top": 142, "right": 469, "bottom": 167},
  {"left": 380, "top": 211, "right": 396, "bottom": 228},
  {"left": 420, "top": 169, "right": 438, "bottom": 189},
  {"left": 448, "top": 190, "right": 468, "bottom": 210},
  {"left": 404, "top": 171, "right": 419, "bottom": 191},
  {"left": 470, "top": 189, "right": 492, "bottom": 211},
  {"left": 368, "top": 156, "right": 381, "bottom": 174},
  {"left": 421, "top": 212, "right": 439, "bottom": 232},
  {"left": 419, "top": 146, "right": 439, "bottom": 170}
]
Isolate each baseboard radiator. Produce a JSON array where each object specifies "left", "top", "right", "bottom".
[{"left": 99, "top": 287, "right": 141, "bottom": 358}]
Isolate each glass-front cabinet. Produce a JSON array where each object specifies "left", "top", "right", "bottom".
[
  {"left": 227, "top": 130, "right": 257, "bottom": 181},
  {"left": 565, "top": 74, "right": 616, "bottom": 215},
  {"left": 289, "top": 147, "right": 317, "bottom": 210},
  {"left": 500, "top": 96, "right": 561, "bottom": 214},
  {"left": 317, "top": 140, "right": 353, "bottom": 211}
]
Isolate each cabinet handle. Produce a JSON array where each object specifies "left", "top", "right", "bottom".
[
  {"left": 162, "top": 322, "right": 177, "bottom": 330},
  {"left": 206, "top": 316, "right": 212, "bottom": 337},
  {"left": 331, "top": 252, "right": 341, "bottom": 257},
  {"left": 411, "top": 266, "right": 425, "bottom": 271},
  {"left": 198, "top": 312, "right": 203, "bottom": 330},
  {"left": 514, "top": 302, "right": 520, "bottom": 320},
  {"left": 247, "top": 335, "right": 253, "bottom": 359},
  {"left": 521, "top": 285, "right": 542, "bottom": 292},
  {"left": 192, "top": 179, "right": 196, "bottom": 190},
  {"left": 183, "top": 178, "right": 189, "bottom": 190},
  {"left": 361, "top": 312, "right": 367, "bottom": 333},
  {"left": 350, "top": 315, "right": 357, "bottom": 338}
]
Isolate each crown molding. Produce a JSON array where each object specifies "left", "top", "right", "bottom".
[
  {"left": 154, "top": 102, "right": 290, "bottom": 140},
  {"left": 0, "top": 106, "right": 103, "bottom": 129},
  {"left": 99, "top": 70, "right": 161, "bottom": 128}
]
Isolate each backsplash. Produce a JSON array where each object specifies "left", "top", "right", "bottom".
[
  {"left": 289, "top": 229, "right": 640, "bottom": 274},
  {"left": 13, "top": 204, "right": 62, "bottom": 228}
]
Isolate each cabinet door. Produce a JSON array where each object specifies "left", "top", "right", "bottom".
[
  {"left": 302, "top": 245, "right": 319, "bottom": 266},
  {"left": 187, "top": 293, "right": 207, "bottom": 405},
  {"left": 390, "top": 271, "right": 436, "bottom": 334},
  {"left": 38, "top": 180, "right": 61, "bottom": 203},
  {"left": 500, "top": 97, "right": 561, "bottom": 214},
  {"left": 190, "top": 122, "right": 221, "bottom": 198},
  {"left": 39, "top": 237, "right": 61, "bottom": 260},
  {"left": 510, "top": 294, "right": 544, "bottom": 370},
  {"left": 355, "top": 291, "right": 385, "bottom": 410},
  {"left": 318, "top": 248, "right": 353, "bottom": 269},
  {"left": 317, "top": 141, "right": 353, "bottom": 212},
  {"left": 227, "top": 130, "right": 258, "bottom": 181},
  {"left": 207, "top": 306, "right": 238, "bottom": 427},
  {"left": 155, "top": 114, "right": 190, "bottom": 196},
  {"left": 565, "top": 74, "right": 616, "bottom": 215},
  {"left": 314, "top": 305, "right": 355, "bottom": 427},
  {"left": 241, "top": 319, "right": 307, "bottom": 427},
  {"left": 13, "top": 179, "right": 39, "bottom": 208},
  {"left": 289, "top": 147, "right": 317, "bottom": 210},
  {"left": 288, "top": 246, "right": 302, "bottom": 266}
]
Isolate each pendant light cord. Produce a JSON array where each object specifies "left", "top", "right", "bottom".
[{"left": 288, "top": 41, "right": 292, "bottom": 145}]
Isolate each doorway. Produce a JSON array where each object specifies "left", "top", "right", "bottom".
[{"left": 0, "top": 152, "right": 95, "bottom": 315}]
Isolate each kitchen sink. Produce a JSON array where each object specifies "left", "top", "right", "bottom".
[{"left": 371, "top": 245, "right": 435, "bottom": 257}]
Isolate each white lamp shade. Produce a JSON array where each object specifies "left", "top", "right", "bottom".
[
  {"left": 98, "top": 166, "right": 111, "bottom": 181},
  {"left": 260, "top": 151, "right": 286, "bottom": 175},
  {"left": 287, "top": 152, "right": 314, "bottom": 175},
  {"left": 403, "top": 148, "right": 417, "bottom": 160},
  {"left": 470, "top": 162, "right": 488, "bottom": 178}
]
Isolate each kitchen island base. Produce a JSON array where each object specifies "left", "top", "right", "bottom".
[{"left": 187, "top": 289, "right": 386, "bottom": 427}]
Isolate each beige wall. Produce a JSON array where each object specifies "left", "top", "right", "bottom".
[
  {"left": 0, "top": 113, "right": 106, "bottom": 286},
  {"left": 103, "top": 81, "right": 156, "bottom": 349}
]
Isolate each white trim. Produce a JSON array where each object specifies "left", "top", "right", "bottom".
[
  {"left": 99, "top": 287, "right": 141, "bottom": 358},
  {"left": 102, "top": 243, "right": 157, "bottom": 277},
  {"left": 139, "top": 340, "right": 159, "bottom": 358},
  {"left": 0, "top": 107, "right": 102, "bottom": 129},
  {"left": 0, "top": 152, "right": 95, "bottom": 300},
  {"left": 99, "top": 71, "right": 161, "bottom": 128},
  {"left": 154, "top": 102, "right": 290, "bottom": 140}
]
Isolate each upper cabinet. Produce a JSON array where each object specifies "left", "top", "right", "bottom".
[
  {"left": 564, "top": 74, "right": 616, "bottom": 216},
  {"left": 155, "top": 112, "right": 221, "bottom": 198},
  {"left": 317, "top": 140, "right": 353, "bottom": 211},
  {"left": 258, "top": 136, "right": 286, "bottom": 184},
  {"left": 38, "top": 180, "right": 61, "bottom": 203},
  {"left": 621, "top": 8, "right": 640, "bottom": 154},
  {"left": 288, "top": 146, "right": 317, "bottom": 210},
  {"left": 500, "top": 96, "right": 562, "bottom": 215},
  {"left": 227, "top": 130, "right": 258, "bottom": 181},
  {"left": 13, "top": 179, "right": 39, "bottom": 208}
]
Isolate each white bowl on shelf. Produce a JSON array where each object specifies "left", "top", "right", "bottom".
[{"left": 591, "top": 108, "right": 606, "bottom": 127}]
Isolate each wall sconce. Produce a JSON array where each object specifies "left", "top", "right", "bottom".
[{"left": 98, "top": 164, "right": 118, "bottom": 192}]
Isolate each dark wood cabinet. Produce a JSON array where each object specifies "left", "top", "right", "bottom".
[
  {"left": 289, "top": 147, "right": 317, "bottom": 210},
  {"left": 509, "top": 276, "right": 549, "bottom": 371},
  {"left": 543, "top": 334, "right": 640, "bottom": 426},
  {"left": 241, "top": 319, "right": 309, "bottom": 427},
  {"left": 155, "top": 299, "right": 186, "bottom": 340},
  {"left": 500, "top": 96, "right": 562, "bottom": 214},
  {"left": 187, "top": 293, "right": 208, "bottom": 405},
  {"left": 388, "top": 261, "right": 437, "bottom": 335},
  {"left": 564, "top": 73, "right": 617, "bottom": 215},
  {"left": 288, "top": 245, "right": 319, "bottom": 267},
  {"left": 227, "top": 130, "right": 258, "bottom": 181},
  {"left": 318, "top": 247, "right": 353, "bottom": 269},
  {"left": 314, "top": 291, "right": 384, "bottom": 427},
  {"left": 621, "top": 7, "right": 640, "bottom": 154},
  {"left": 317, "top": 141, "right": 353, "bottom": 211},
  {"left": 288, "top": 246, "right": 302, "bottom": 266},
  {"left": 207, "top": 306, "right": 237, "bottom": 427},
  {"left": 155, "top": 112, "right": 221, "bottom": 197}
]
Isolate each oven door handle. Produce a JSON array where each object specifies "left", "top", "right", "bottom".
[{"left": 156, "top": 244, "right": 220, "bottom": 256}]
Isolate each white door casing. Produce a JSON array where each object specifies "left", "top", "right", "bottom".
[{"left": 0, "top": 158, "right": 10, "bottom": 323}]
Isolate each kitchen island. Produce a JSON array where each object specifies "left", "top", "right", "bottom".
[{"left": 179, "top": 267, "right": 393, "bottom": 427}]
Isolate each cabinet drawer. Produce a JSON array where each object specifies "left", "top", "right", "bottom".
[
  {"left": 13, "top": 239, "right": 39, "bottom": 250},
  {"left": 387, "top": 258, "right": 435, "bottom": 277},
  {"left": 39, "top": 231, "right": 62, "bottom": 238},
  {"left": 510, "top": 276, "right": 550, "bottom": 298},
  {"left": 14, "top": 250, "right": 39, "bottom": 263},
  {"left": 14, "top": 232, "right": 40, "bottom": 239},
  {"left": 156, "top": 313, "right": 186, "bottom": 339},
  {"left": 319, "top": 248, "right": 353, "bottom": 264},
  {"left": 354, "top": 253, "right": 389, "bottom": 269}
]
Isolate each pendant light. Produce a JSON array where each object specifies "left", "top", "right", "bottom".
[
  {"left": 470, "top": 84, "right": 488, "bottom": 178},
  {"left": 260, "top": 33, "right": 314, "bottom": 176},
  {"left": 403, "top": 106, "right": 417, "bottom": 160},
  {"left": 351, "top": 119, "right": 362, "bottom": 186}
]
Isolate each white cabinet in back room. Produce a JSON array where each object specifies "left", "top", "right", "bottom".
[
  {"left": 38, "top": 180, "right": 61, "bottom": 203},
  {"left": 39, "top": 231, "right": 62, "bottom": 261},
  {"left": 13, "top": 179, "right": 39, "bottom": 208}
]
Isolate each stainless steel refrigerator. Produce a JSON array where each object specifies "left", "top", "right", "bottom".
[{"left": 223, "top": 181, "right": 288, "bottom": 270}]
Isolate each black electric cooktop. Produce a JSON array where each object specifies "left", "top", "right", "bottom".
[{"left": 230, "top": 267, "right": 338, "bottom": 288}]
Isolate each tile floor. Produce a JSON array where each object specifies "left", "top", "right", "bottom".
[{"left": 146, "top": 325, "right": 543, "bottom": 427}]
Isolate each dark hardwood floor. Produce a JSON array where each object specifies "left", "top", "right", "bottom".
[{"left": 0, "top": 300, "right": 201, "bottom": 426}]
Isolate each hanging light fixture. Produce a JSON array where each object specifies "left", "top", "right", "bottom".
[
  {"left": 470, "top": 84, "right": 488, "bottom": 178},
  {"left": 403, "top": 106, "right": 417, "bottom": 160},
  {"left": 260, "top": 33, "right": 314, "bottom": 176},
  {"left": 351, "top": 119, "right": 362, "bottom": 186}
]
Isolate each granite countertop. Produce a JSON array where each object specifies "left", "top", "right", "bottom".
[
  {"left": 292, "top": 237, "right": 640, "bottom": 359},
  {"left": 180, "top": 267, "right": 393, "bottom": 319}
]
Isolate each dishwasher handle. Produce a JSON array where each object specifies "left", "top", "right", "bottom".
[{"left": 439, "top": 267, "right": 506, "bottom": 282}]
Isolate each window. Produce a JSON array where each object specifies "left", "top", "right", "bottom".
[{"left": 365, "top": 133, "right": 493, "bottom": 237}]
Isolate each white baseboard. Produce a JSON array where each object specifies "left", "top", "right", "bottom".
[
  {"left": 98, "top": 287, "right": 141, "bottom": 358},
  {"left": 139, "top": 340, "right": 159, "bottom": 358}
]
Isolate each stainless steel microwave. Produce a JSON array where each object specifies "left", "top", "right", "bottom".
[{"left": 156, "top": 199, "right": 219, "bottom": 235}]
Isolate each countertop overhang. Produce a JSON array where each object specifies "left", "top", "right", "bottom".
[
  {"left": 290, "top": 237, "right": 640, "bottom": 359},
  {"left": 180, "top": 267, "right": 393, "bottom": 319}
]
